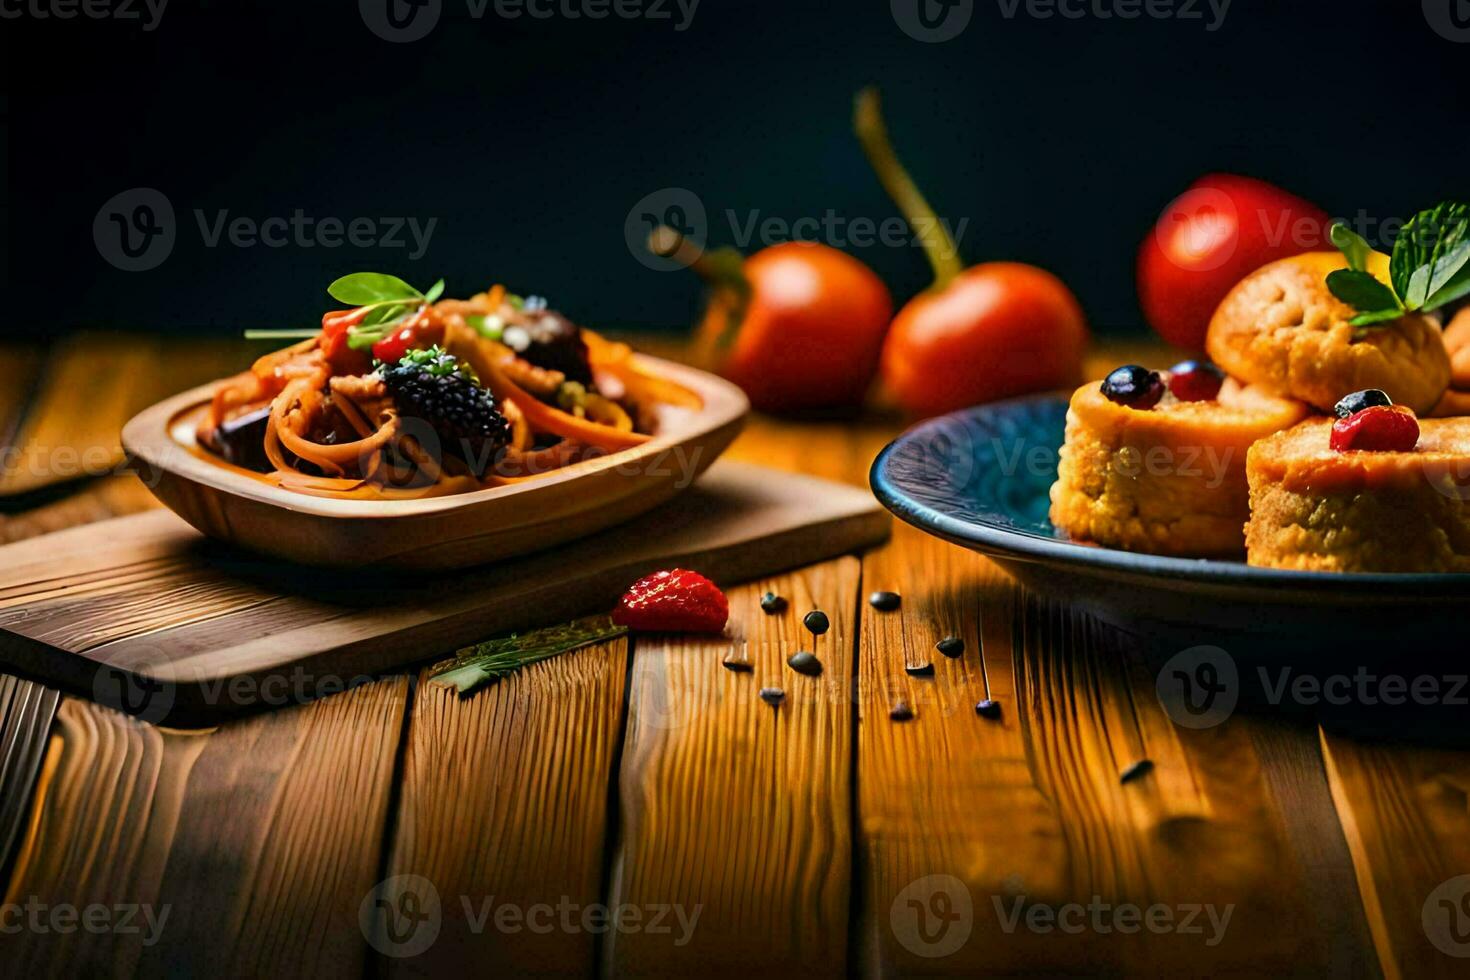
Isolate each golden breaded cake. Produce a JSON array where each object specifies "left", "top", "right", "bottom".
[
  {"left": 1246, "top": 417, "right": 1470, "bottom": 572},
  {"left": 1050, "top": 378, "right": 1309, "bottom": 556},
  {"left": 1431, "top": 307, "right": 1470, "bottom": 417},
  {"left": 1207, "top": 252, "right": 1449, "bottom": 415}
]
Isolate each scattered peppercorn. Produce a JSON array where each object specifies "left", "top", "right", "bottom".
[
  {"left": 759, "top": 687, "right": 785, "bottom": 706},
  {"left": 1119, "top": 759, "right": 1154, "bottom": 784},
  {"left": 868, "top": 591, "right": 901, "bottom": 611},
  {"left": 759, "top": 592, "right": 788, "bottom": 615},
  {"left": 936, "top": 636, "right": 965, "bottom": 658},
  {"left": 974, "top": 699, "right": 1001, "bottom": 719},
  {"left": 721, "top": 660, "right": 753, "bottom": 673},
  {"left": 803, "top": 610, "right": 830, "bottom": 635},
  {"left": 787, "top": 651, "right": 822, "bottom": 676}
]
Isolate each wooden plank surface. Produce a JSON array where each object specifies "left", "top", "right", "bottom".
[
  {"left": 854, "top": 522, "right": 1366, "bottom": 976},
  {"left": 2, "top": 334, "right": 1467, "bottom": 979},
  {"left": 602, "top": 560, "right": 860, "bottom": 976},
  {"left": 0, "top": 462, "right": 885, "bottom": 721},
  {"left": 1322, "top": 735, "right": 1470, "bottom": 979},
  {"left": 0, "top": 675, "right": 59, "bottom": 875},
  {"left": 0, "top": 334, "right": 251, "bottom": 499},
  {"left": 3, "top": 679, "right": 408, "bottom": 977},
  {"left": 378, "top": 640, "right": 630, "bottom": 976}
]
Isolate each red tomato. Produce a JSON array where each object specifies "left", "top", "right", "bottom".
[
  {"left": 1138, "top": 174, "right": 1330, "bottom": 350},
  {"left": 700, "top": 242, "right": 892, "bottom": 413},
  {"left": 880, "top": 263, "right": 1088, "bottom": 418},
  {"left": 320, "top": 307, "right": 373, "bottom": 375}
]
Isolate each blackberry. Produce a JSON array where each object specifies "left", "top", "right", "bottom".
[
  {"left": 379, "top": 347, "right": 510, "bottom": 475},
  {"left": 1334, "top": 388, "right": 1392, "bottom": 419},
  {"left": 504, "top": 310, "right": 592, "bottom": 385}
]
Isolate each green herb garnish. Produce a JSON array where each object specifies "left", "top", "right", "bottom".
[
  {"left": 378, "top": 345, "right": 478, "bottom": 382},
  {"left": 241, "top": 272, "right": 447, "bottom": 343},
  {"left": 428, "top": 615, "right": 628, "bottom": 694},
  {"left": 329, "top": 272, "right": 446, "bottom": 350},
  {"left": 1327, "top": 201, "right": 1470, "bottom": 328}
]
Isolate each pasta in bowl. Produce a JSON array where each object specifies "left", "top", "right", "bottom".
[{"left": 122, "top": 274, "right": 748, "bottom": 569}]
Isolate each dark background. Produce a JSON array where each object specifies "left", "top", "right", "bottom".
[{"left": 1, "top": 0, "right": 1466, "bottom": 337}]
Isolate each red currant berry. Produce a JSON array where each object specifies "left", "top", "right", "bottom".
[
  {"left": 1166, "top": 360, "right": 1225, "bottom": 402},
  {"left": 1330, "top": 406, "right": 1420, "bottom": 453}
]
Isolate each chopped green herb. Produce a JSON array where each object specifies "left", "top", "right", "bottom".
[
  {"left": 466, "top": 313, "right": 504, "bottom": 341},
  {"left": 427, "top": 615, "right": 628, "bottom": 695}
]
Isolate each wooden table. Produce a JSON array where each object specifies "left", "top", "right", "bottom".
[{"left": 0, "top": 335, "right": 1465, "bottom": 978}]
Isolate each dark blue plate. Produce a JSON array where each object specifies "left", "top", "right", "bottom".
[{"left": 870, "top": 393, "right": 1469, "bottom": 635}]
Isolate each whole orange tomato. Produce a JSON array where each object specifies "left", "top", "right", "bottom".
[
  {"left": 855, "top": 88, "right": 1088, "bottom": 418},
  {"left": 700, "top": 241, "right": 893, "bottom": 413},
  {"left": 881, "top": 262, "right": 1087, "bottom": 418}
]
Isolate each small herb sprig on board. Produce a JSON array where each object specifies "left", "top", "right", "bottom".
[
  {"left": 428, "top": 615, "right": 628, "bottom": 694},
  {"left": 1327, "top": 202, "right": 1470, "bottom": 328}
]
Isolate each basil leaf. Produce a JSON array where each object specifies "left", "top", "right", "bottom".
[
  {"left": 328, "top": 272, "right": 423, "bottom": 306},
  {"left": 1327, "top": 269, "right": 1401, "bottom": 315},
  {"left": 1330, "top": 222, "right": 1375, "bottom": 272},
  {"left": 423, "top": 278, "right": 445, "bottom": 304},
  {"left": 1392, "top": 203, "right": 1470, "bottom": 304}
]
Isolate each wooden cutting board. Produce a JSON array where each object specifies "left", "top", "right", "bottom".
[{"left": 0, "top": 461, "right": 887, "bottom": 723}]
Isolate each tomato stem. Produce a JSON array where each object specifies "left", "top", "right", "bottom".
[
  {"left": 647, "top": 226, "right": 752, "bottom": 356},
  {"left": 646, "top": 226, "right": 749, "bottom": 293},
  {"left": 853, "top": 87, "right": 964, "bottom": 290}
]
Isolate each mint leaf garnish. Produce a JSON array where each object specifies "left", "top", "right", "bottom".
[
  {"left": 1329, "top": 201, "right": 1470, "bottom": 329},
  {"left": 1329, "top": 222, "right": 1375, "bottom": 273},
  {"left": 1326, "top": 269, "right": 1401, "bottom": 316}
]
